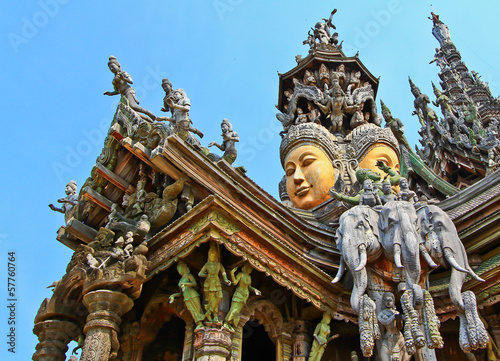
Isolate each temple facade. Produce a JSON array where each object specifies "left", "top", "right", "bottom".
[{"left": 34, "top": 10, "right": 500, "bottom": 361}]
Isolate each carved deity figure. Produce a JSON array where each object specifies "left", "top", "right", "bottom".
[
  {"left": 208, "top": 118, "right": 239, "bottom": 165},
  {"left": 359, "top": 179, "right": 382, "bottom": 207},
  {"left": 170, "top": 261, "right": 205, "bottom": 329},
  {"left": 381, "top": 100, "right": 408, "bottom": 148},
  {"left": 350, "top": 101, "right": 368, "bottom": 130},
  {"left": 224, "top": 263, "right": 261, "bottom": 331},
  {"left": 157, "top": 86, "right": 203, "bottom": 140},
  {"left": 380, "top": 181, "right": 396, "bottom": 205},
  {"left": 397, "top": 178, "right": 417, "bottom": 204},
  {"left": 308, "top": 313, "right": 339, "bottom": 361},
  {"left": 316, "top": 78, "right": 359, "bottom": 134},
  {"left": 103, "top": 56, "right": 156, "bottom": 121},
  {"left": 295, "top": 108, "right": 309, "bottom": 124},
  {"left": 409, "top": 78, "right": 438, "bottom": 127},
  {"left": 49, "top": 180, "right": 78, "bottom": 224},
  {"left": 198, "top": 242, "right": 231, "bottom": 323},
  {"left": 377, "top": 292, "right": 408, "bottom": 361},
  {"left": 311, "top": 9, "right": 339, "bottom": 47}
]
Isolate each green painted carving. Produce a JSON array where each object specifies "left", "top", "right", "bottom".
[
  {"left": 169, "top": 261, "right": 205, "bottom": 329},
  {"left": 189, "top": 211, "right": 240, "bottom": 235},
  {"left": 198, "top": 242, "right": 231, "bottom": 323},
  {"left": 224, "top": 262, "right": 261, "bottom": 331}
]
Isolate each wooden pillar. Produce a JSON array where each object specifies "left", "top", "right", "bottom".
[
  {"left": 277, "top": 333, "right": 294, "bottom": 361},
  {"left": 182, "top": 321, "right": 195, "bottom": 361},
  {"left": 32, "top": 319, "right": 79, "bottom": 361},
  {"left": 80, "top": 290, "right": 134, "bottom": 361},
  {"left": 193, "top": 327, "right": 233, "bottom": 361}
]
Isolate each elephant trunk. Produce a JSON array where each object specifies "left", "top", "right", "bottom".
[
  {"left": 402, "top": 230, "right": 421, "bottom": 287},
  {"left": 332, "top": 256, "right": 345, "bottom": 283},
  {"left": 350, "top": 266, "right": 367, "bottom": 314}
]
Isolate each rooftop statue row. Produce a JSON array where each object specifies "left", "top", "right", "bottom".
[{"left": 103, "top": 56, "right": 239, "bottom": 165}]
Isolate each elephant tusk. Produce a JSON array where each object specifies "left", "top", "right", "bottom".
[
  {"left": 444, "top": 248, "right": 468, "bottom": 273},
  {"left": 468, "top": 266, "right": 485, "bottom": 282},
  {"left": 355, "top": 244, "right": 367, "bottom": 272},
  {"left": 332, "top": 256, "right": 345, "bottom": 283},
  {"left": 394, "top": 243, "right": 403, "bottom": 268},
  {"left": 419, "top": 243, "right": 438, "bottom": 268}
]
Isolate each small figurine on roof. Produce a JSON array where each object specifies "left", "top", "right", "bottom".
[
  {"left": 49, "top": 180, "right": 78, "bottom": 224},
  {"left": 208, "top": 118, "right": 239, "bottom": 165}
]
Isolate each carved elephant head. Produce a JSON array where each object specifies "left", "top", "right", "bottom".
[
  {"left": 333, "top": 205, "right": 381, "bottom": 313},
  {"left": 378, "top": 201, "right": 425, "bottom": 298},
  {"left": 417, "top": 205, "right": 484, "bottom": 311}
]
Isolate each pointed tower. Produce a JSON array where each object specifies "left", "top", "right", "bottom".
[{"left": 415, "top": 13, "right": 500, "bottom": 188}]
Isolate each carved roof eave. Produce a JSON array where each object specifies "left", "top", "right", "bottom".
[
  {"left": 150, "top": 135, "right": 338, "bottom": 255},
  {"left": 278, "top": 52, "right": 380, "bottom": 109},
  {"left": 145, "top": 194, "right": 355, "bottom": 322}
]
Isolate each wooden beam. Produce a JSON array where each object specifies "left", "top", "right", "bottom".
[
  {"left": 82, "top": 186, "right": 114, "bottom": 212},
  {"left": 65, "top": 219, "right": 98, "bottom": 244},
  {"left": 94, "top": 163, "right": 135, "bottom": 194}
]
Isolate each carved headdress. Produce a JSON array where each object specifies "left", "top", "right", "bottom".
[
  {"left": 279, "top": 123, "right": 340, "bottom": 167},
  {"left": 66, "top": 180, "right": 77, "bottom": 193},
  {"left": 345, "top": 123, "right": 400, "bottom": 162}
]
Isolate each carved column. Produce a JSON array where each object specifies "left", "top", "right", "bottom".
[
  {"left": 33, "top": 319, "right": 79, "bottom": 361},
  {"left": 182, "top": 321, "right": 195, "bottom": 361},
  {"left": 291, "top": 320, "right": 310, "bottom": 361},
  {"left": 80, "top": 290, "right": 134, "bottom": 361},
  {"left": 230, "top": 313, "right": 251, "bottom": 361},
  {"left": 193, "top": 328, "right": 233, "bottom": 361},
  {"left": 277, "top": 333, "right": 294, "bottom": 361}
]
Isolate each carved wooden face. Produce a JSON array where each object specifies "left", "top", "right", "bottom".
[
  {"left": 284, "top": 145, "right": 334, "bottom": 210},
  {"left": 358, "top": 143, "right": 400, "bottom": 176}
]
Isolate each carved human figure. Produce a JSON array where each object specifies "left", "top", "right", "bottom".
[
  {"left": 316, "top": 79, "right": 358, "bottom": 134},
  {"left": 311, "top": 9, "right": 338, "bottom": 46},
  {"left": 409, "top": 78, "right": 438, "bottom": 126},
  {"left": 160, "top": 78, "right": 174, "bottom": 113},
  {"left": 350, "top": 102, "right": 367, "bottom": 130},
  {"left": 208, "top": 118, "right": 239, "bottom": 165},
  {"left": 380, "top": 100, "right": 409, "bottom": 148},
  {"left": 224, "top": 263, "right": 261, "bottom": 330},
  {"left": 123, "top": 232, "right": 134, "bottom": 258},
  {"left": 103, "top": 56, "right": 156, "bottom": 121},
  {"left": 308, "top": 313, "right": 339, "bottom": 361},
  {"left": 397, "top": 178, "right": 417, "bottom": 204},
  {"left": 157, "top": 88, "right": 203, "bottom": 140},
  {"left": 170, "top": 261, "right": 205, "bottom": 329},
  {"left": 377, "top": 292, "right": 407, "bottom": 361},
  {"left": 359, "top": 179, "right": 382, "bottom": 207},
  {"left": 307, "top": 101, "right": 321, "bottom": 124},
  {"left": 295, "top": 108, "right": 308, "bottom": 124},
  {"left": 198, "top": 242, "right": 231, "bottom": 323},
  {"left": 49, "top": 180, "right": 78, "bottom": 224},
  {"left": 380, "top": 181, "right": 397, "bottom": 205}
]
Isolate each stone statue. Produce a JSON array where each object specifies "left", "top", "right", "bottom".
[
  {"left": 157, "top": 85, "right": 203, "bottom": 140},
  {"left": 49, "top": 180, "right": 78, "bottom": 224},
  {"left": 377, "top": 292, "right": 407, "bottom": 361},
  {"left": 198, "top": 242, "right": 231, "bottom": 323},
  {"left": 397, "top": 178, "right": 417, "bottom": 204},
  {"left": 308, "top": 313, "right": 339, "bottom": 361},
  {"left": 103, "top": 56, "right": 156, "bottom": 122},
  {"left": 224, "top": 263, "right": 261, "bottom": 331},
  {"left": 359, "top": 179, "right": 382, "bottom": 207},
  {"left": 380, "top": 181, "right": 396, "bottom": 205},
  {"left": 170, "top": 261, "right": 205, "bottom": 329},
  {"left": 208, "top": 118, "right": 239, "bottom": 165}
]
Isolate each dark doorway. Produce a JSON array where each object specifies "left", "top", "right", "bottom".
[
  {"left": 241, "top": 321, "right": 276, "bottom": 361},
  {"left": 142, "top": 317, "right": 185, "bottom": 361}
]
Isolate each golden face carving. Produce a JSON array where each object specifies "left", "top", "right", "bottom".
[
  {"left": 358, "top": 143, "right": 400, "bottom": 174},
  {"left": 284, "top": 145, "right": 335, "bottom": 210}
]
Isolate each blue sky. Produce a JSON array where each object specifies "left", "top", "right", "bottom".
[{"left": 1, "top": 1, "right": 500, "bottom": 359}]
